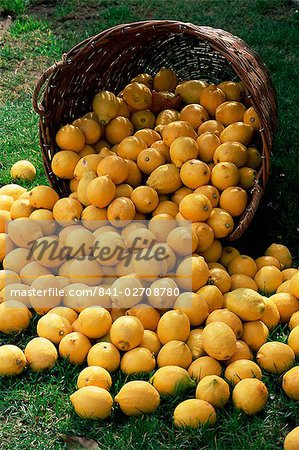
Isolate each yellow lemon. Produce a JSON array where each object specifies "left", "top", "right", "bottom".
[
  {"left": 232, "top": 378, "right": 268, "bottom": 415},
  {"left": 0, "top": 269, "right": 21, "bottom": 290},
  {"left": 195, "top": 375, "right": 230, "bottom": 408},
  {"left": 188, "top": 356, "right": 222, "bottom": 382},
  {"left": 202, "top": 322, "right": 236, "bottom": 361},
  {"left": 173, "top": 399, "right": 216, "bottom": 429},
  {"left": 254, "top": 266, "right": 283, "bottom": 294},
  {"left": 120, "top": 347, "right": 156, "bottom": 375},
  {"left": 241, "top": 320, "right": 269, "bottom": 351},
  {"left": 77, "top": 366, "right": 112, "bottom": 390},
  {"left": 0, "top": 344, "right": 26, "bottom": 376},
  {"left": 225, "top": 359, "right": 262, "bottom": 386},
  {"left": 0, "top": 300, "right": 32, "bottom": 334},
  {"left": 126, "top": 304, "right": 160, "bottom": 331},
  {"left": 87, "top": 342, "right": 120, "bottom": 372},
  {"left": 225, "top": 288, "right": 265, "bottom": 321},
  {"left": 282, "top": 268, "right": 298, "bottom": 281},
  {"left": 284, "top": 427, "right": 299, "bottom": 450},
  {"left": 228, "top": 255, "right": 257, "bottom": 278},
  {"left": 157, "top": 310, "right": 190, "bottom": 344},
  {"left": 48, "top": 306, "right": 78, "bottom": 325},
  {"left": 139, "top": 330, "right": 162, "bottom": 355},
  {"left": 70, "top": 386, "right": 113, "bottom": 419},
  {"left": 10, "top": 160, "right": 36, "bottom": 181},
  {"left": 206, "top": 309, "right": 243, "bottom": 338},
  {"left": 270, "top": 293, "right": 299, "bottom": 323},
  {"left": 176, "top": 255, "right": 209, "bottom": 292},
  {"left": 256, "top": 342, "right": 295, "bottom": 374},
  {"left": 265, "top": 243, "right": 292, "bottom": 269},
  {"left": 255, "top": 256, "right": 280, "bottom": 270},
  {"left": 110, "top": 316, "right": 144, "bottom": 351},
  {"left": 260, "top": 298, "right": 280, "bottom": 330},
  {"left": 150, "top": 366, "right": 195, "bottom": 395},
  {"left": 186, "top": 329, "right": 205, "bottom": 360},
  {"left": 224, "top": 340, "right": 253, "bottom": 366},
  {"left": 37, "top": 313, "right": 72, "bottom": 344},
  {"left": 289, "top": 311, "right": 299, "bottom": 330},
  {"left": 115, "top": 381, "right": 160, "bottom": 416},
  {"left": 287, "top": 326, "right": 299, "bottom": 356},
  {"left": 290, "top": 272, "right": 299, "bottom": 298},
  {"left": 277, "top": 280, "right": 291, "bottom": 294},
  {"left": 77, "top": 307, "right": 112, "bottom": 339},
  {"left": 174, "top": 292, "right": 209, "bottom": 326},
  {"left": 59, "top": 332, "right": 92, "bottom": 365},
  {"left": 157, "top": 340, "right": 192, "bottom": 369},
  {"left": 25, "top": 337, "right": 57, "bottom": 372},
  {"left": 282, "top": 366, "right": 299, "bottom": 400},
  {"left": 196, "top": 285, "right": 224, "bottom": 312}
]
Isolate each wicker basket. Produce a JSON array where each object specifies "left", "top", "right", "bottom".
[{"left": 32, "top": 20, "right": 277, "bottom": 241}]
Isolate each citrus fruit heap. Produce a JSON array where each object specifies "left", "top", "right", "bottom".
[
  {"left": 0, "top": 68, "right": 298, "bottom": 448},
  {"left": 48, "top": 67, "right": 263, "bottom": 239},
  {"left": 0, "top": 206, "right": 299, "bottom": 446}
]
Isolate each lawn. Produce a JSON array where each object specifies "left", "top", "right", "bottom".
[{"left": 0, "top": 0, "right": 298, "bottom": 449}]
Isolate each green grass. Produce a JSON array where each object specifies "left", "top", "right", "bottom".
[
  {"left": 0, "top": 322, "right": 298, "bottom": 450},
  {"left": 0, "top": 0, "right": 299, "bottom": 448},
  {"left": 0, "top": 0, "right": 28, "bottom": 16}
]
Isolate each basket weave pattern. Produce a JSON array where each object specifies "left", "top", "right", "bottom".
[{"left": 33, "top": 20, "right": 277, "bottom": 241}]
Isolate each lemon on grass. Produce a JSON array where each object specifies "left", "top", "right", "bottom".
[
  {"left": 25, "top": 337, "right": 58, "bottom": 372},
  {"left": 224, "top": 359, "right": 262, "bottom": 386},
  {"left": 288, "top": 326, "right": 299, "bottom": 356},
  {"left": 150, "top": 366, "right": 195, "bottom": 395},
  {"left": 173, "top": 399, "right": 216, "bottom": 429},
  {"left": 59, "top": 332, "right": 92, "bottom": 365},
  {"left": 157, "top": 341, "right": 192, "bottom": 369},
  {"left": 0, "top": 300, "right": 32, "bottom": 334},
  {"left": 284, "top": 427, "right": 299, "bottom": 450},
  {"left": 282, "top": 366, "right": 299, "bottom": 400},
  {"left": 188, "top": 356, "right": 222, "bottom": 382},
  {"left": 70, "top": 386, "right": 113, "bottom": 419},
  {"left": 115, "top": 381, "right": 160, "bottom": 416},
  {"left": 195, "top": 375, "right": 230, "bottom": 408},
  {"left": 256, "top": 342, "right": 295, "bottom": 374},
  {"left": 0, "top": 345, "right": 26, "bottom": 376},
  {"left": 37, "top": 314, "right": 72, "bottom": 344},
  {"left": 232, "top": 378, "right": 268, "bottom": 415}
]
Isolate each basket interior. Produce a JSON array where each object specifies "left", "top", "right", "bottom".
[
  {"left": 105, "top": 34, "right": 239, "bottom": 90},
  {"left": 45, "top": 33, "right": 240, "bottom": 131}
]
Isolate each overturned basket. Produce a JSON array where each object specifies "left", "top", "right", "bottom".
[{"left": 32, "top": 20, "right": 277, "bottom": 241}]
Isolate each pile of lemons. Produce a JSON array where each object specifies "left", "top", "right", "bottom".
[
  {"left": 47, "top": 67, "right": 262, "bottom": 240},
  {"left": 0, "top": 219, "right": 298, "bottom": 449},
  {"left": 0, "top": 67, "right": 298, "bottom": 449}
]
